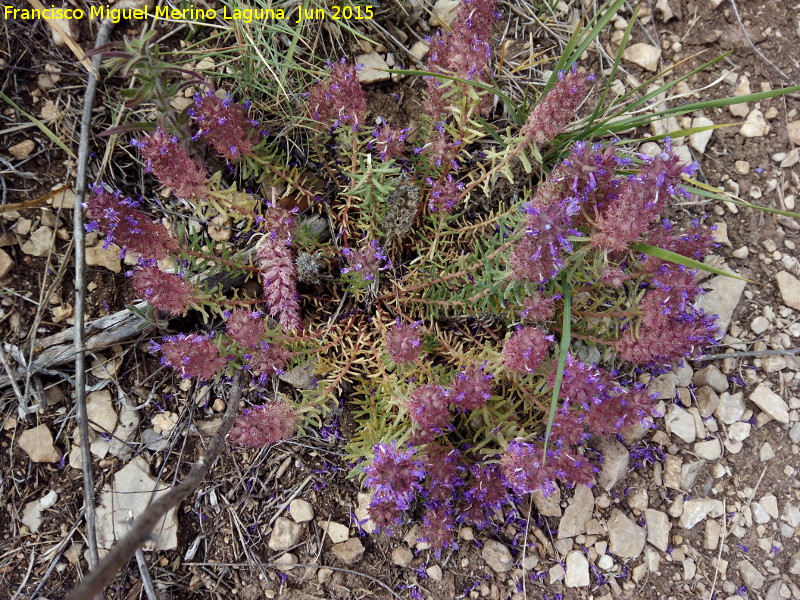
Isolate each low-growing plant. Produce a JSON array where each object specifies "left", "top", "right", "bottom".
[{"left": 87, "top": 0, "right": 799, "bottom": 560}]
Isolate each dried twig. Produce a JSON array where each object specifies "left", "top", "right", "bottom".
[
  {"left": 73, "top": 17, "right": 116, "bottom": 577},
  {"left": 728, "top": 0, "right": 795, "bottom": 84},
  {"left": 66, "top": 374, "right": 241, "bottom": 600},
  {"left": 696, "top": 348, "right": 800, "bottom": 361}
]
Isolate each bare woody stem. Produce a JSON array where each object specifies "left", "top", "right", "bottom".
[{"left": 66, "top": 374, "right": 242, "bottom": 600}]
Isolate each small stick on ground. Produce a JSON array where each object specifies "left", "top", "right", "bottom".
[
  {"left": 73, "top": 17, "right": 116, "bottom": 577},
  {"left": 66, "top": 374, "right": 242, "bottom": 600}
]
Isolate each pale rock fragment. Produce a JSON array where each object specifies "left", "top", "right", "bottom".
[
  {"left": 18, "top": 424, "right": 61, "bottom": 463},
  {"left": 95, "top": 456, "right": 178, "bottom": 550},
  {"left": 355, "top": 53, "right": 391, "bottom": 84},
  {"left": 750, "top": 383, "right": 790, "bottom": 423},
  {"left": 623, "top": 43, "right": 661, "bottom": 71}
]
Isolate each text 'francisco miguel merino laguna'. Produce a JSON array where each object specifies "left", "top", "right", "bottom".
[{"left": 3, "top": 4, "right": 374, "bottom": 23}]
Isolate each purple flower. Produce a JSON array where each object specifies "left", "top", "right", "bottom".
[{"left": 364, "top": 442, "right": 425, "bottom": 509}]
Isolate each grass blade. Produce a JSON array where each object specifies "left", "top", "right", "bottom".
[
  {"left": 632, "top": 243, "right": 754, "bottom": 282},
  {"left": 0, "top": 92, "right": 76, "bottom": 159},
  {"left": 542, "top": 274, "right": 571, "bottom": 460}
]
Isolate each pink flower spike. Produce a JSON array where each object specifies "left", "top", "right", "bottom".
[
  {"left": 306, "top": 60, "right": 367, "bottom": 132},
  {"left": 502, "top": 326, "right": 552, "bottom": 373},
  {"left": 133, "top": 128, "right": 209, "bottom": 198},
  {"left": 154, "top": 333, "right": 226, "bottom": 380},
  {"left": 385, "top": 319, "right": 423, "bottom": 364},
  {"left": 522, "top": 65, "right": 594, "bottom": 144},
  {"left": 405, "top": 384, "right": 451, "bottom": 432},
  {"left": 190, "top": 91, "right": 258, "bottom": 161},
  {"left": 229, "top": 402, "right": 299, "bottom": 448},
  {"left": 131, "top": 266, "right": 194, "bottom": 316}
]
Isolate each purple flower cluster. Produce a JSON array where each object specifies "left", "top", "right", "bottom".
[
  {"left": 190, "top": 91, "right": 259, "bottom": 161},
  {"left": 229, "top": 402, "right": 298, "bottom": 448},
  {"left": 427, "top": 174, "right": 465, "bottom": 213},
  {"left": 616, "top": 264, "right": 719, "bottom": 364},
  {"left": 132, "top": 128, "right": 209, "bottom": 198},
  {"left": 305, "top": 59, "right": 367, "bottom": 132},
  {"left": 424, "top": 0, "right": 501, "bottom": 117},
  {"left": 85, "top": 185, "right": 177, "bottom": 261},
  {"left": 342, "top": 240, "right": 391, "bottom": 282},
  {"left": 522, "top": 65, "right": 595, "bottom": 144},
  {"left": 510, "top": 197, "right": 581, "bottom": 283},
  {"left": 131, "top": 266, "right": 194, "bottom": 316},
  {"left": 385, "top": 319, "right": 423, "bottom": 364},
  {"left": 363, "top": 441, "right": 507, "bottom": 552},
  {"left": 255, "top": 205, "right": 302, "bottom": 332},
  {"left": 150, "top": 333, "right": 226, "bottom": 380}
]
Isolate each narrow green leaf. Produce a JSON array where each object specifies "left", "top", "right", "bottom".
[
  {"left": 686, "top": 179, "right": 800, "bottom": 219},
  {"left": 543, "top": 274, "right": 571, "bottom": 461},
  {"left": 0, "top": 92, "right": 76, "bottom": 159},
  {"left": 632, "top": 243, "right": 754, "bottom": 282}
]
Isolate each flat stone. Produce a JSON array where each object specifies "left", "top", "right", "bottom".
[
  {"left": 482, "top": 539, "right": 513, "bottom": 572},
  {"left": 269, "top": 517, "right": 304, "bottom": 551},
  {"left": 331, "top": 538, "right": 365, "bottom": 564},
  {"left": 86, "top": 390, "right": 118, "bottom": 433},
  {"left": 695, "top": 271, "right": 747, "bottom": 337},
  {"left": 426, "top": 565, "right": 442, "bottom": 581},
  {"left": 788, "top": 551, "right": 800, "bottom": 575},
  {"left": 608, "top": 509, "right": 646, "bottom": 559},
  {"left": 663, "top": 455, "right": 682, "bottom": 490},
  {"left": 644, "top": 509, "right": 670, "bottom": 552},
  {"left": 321, "top": 520, "right": 349, "bottom": 543},
  {"left": 693, "top": 365, "right": 728, "bottom": 393},
  {"left": 95, "top": 456, "right": 178, "bottom": 550},
  {"left": 391, "top": 545, "right": 413, "bottom": 567},
  {"left": 694, "top": 439, "right": 722, "bottom": 460},
  {"left": 289, "top": 499, "right": 315, "bottom": 523},
  {"left": 21, "top": 227, "right": 54, "bottom": 257},
  {"left": 689, "top": 117, "right": 715, "bottom": 153},
  {"left": 750, "top": 502, "right": 770, "bottom": 524},
  {"left": 750, "top": 383, "right": 790, "bottom": 423},
  {"left": 0, "top": 249, "right": 13, "bottom": 279},
  {"left": 666, "top": 405, "right": 696, "bottom": 443},
  {"left": 623, "top": 43, "right": 661, "bottom": 71},
  {"left": 532, "top": 488, "right": 562, "bottom": 517},
  {"left": 673, "top": 363, "right": 694, "bottom": 387},
  {"left": 727, "top": 421, "right": 751, "bottom": 443},
  {"left": 648, "top": 373, "right": 676, "bottom": 400},
  {"left": 679, "top": 498, "right": 716, "bottom": 529},
  {"left": 751, "top": 316, "right": 770, "bottom": 334},
  {"left": 9, "top": 139, "right": 35, "bottom": 159},
  {"left": 355, "top": 53, "right": 390, "bottom": 84},
  {"left": 86, "top": 243, "right": 122, "bottom": 273},
  {"left": 558, "top": 484, "right": 594, "bottom": 538},
  {"left": 715, "top": 392, "right": 745, "bottom": 425},
  {"left": 354, "top": 492, "right": 376, "bottom": 534},
  {"left": 738, "top": 559, "right": 765, "bottom": 590},
  {"left": 680, "top": 459, "right": 706, "bottom": 490},
  {"left": 776, "top": 271, "right": 800, "bottom": 310},
  {"left": 788, "top": 120, "right": 800, "bottom": 146},
  {"left": 22, "top": 500, "right": 44, "bottom": 533},
  {"left": 410, "top": 41, "right": 430, "bottom": 61},
  {"left": 18, "top": 424, "right": 61, "bottom": 463},
  {"left": 739, "top": 109, "right": 768, "bottom": 137},
  {"left": 760, "top": 442, "right": 776, "bottom": 461},
  {"left": 597, "top": 437, "right": 629, "bottom": 491},
  {"left": 565, "top": 550, "right": 590, "bottom": 587},
  {"left": 696, "top": 386, "right": 720, "bottom": 418},
  {"left": 108, "top": 403, "right": 139, "bottom": 460},
  {"left": 274, "top": 552, "right": 298, "bottom": 571},
  {"left": 428, "top": 0, "right": 460, "bottom": 26}
]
